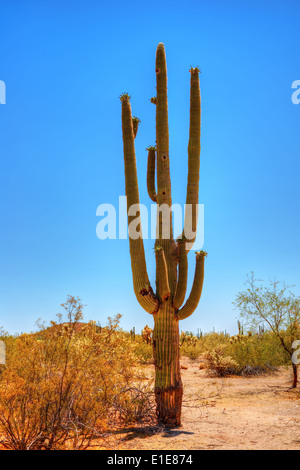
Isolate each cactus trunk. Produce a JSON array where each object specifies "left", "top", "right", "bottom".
[
  {"left": 153, "top": 301, "right": 183, "bottom": 426},
  {"left": 120, "top": 43, "right": 206, "bottom": 427}
]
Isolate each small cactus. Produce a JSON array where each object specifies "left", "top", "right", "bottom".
[{"left": 142, "top": 324, "right": 153, "bottom": 345}]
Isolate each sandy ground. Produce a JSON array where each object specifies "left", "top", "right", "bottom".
[{"left": 115, "top": 358, "right": 300, "bottom": 451}]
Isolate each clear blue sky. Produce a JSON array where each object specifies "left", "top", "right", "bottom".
[{"left": 0, "top": 0, "right": 299, "bottom": 335}]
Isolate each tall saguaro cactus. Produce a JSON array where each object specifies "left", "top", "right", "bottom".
[{"left": 120, "top": 43, "right": 207, "bottom": 427}]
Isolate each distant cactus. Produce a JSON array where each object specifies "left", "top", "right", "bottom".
[
  {"left": 237, "top": 320, "right": 244, "bottom": 336},
  {"left": 183, "top": 334, "right": 198, "bottom": 347},
  {"left": 142, "top": 325, "right": 153, "bottom": 345},
  {"left": 197, "top": 328, "right": 203, "bottom": 339},
  {"left": 258, "top": 324, "right": 265, "bottom": 337},
  {"left": 120, "top": 43, "right": 206, "bottom": 426},
  {"left": 130, "top": 327, "right": 136, "bottom": 341}
]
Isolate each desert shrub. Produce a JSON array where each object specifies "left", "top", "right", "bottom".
[
  {"left": 200, "top": 332, "right": 228, "bottom": 351},
  {"left": 198, "top": 332, "right": 228, "bottom": 351},
  {"left": 204, "top": 346, "right": 238, "bottom": 377},
  {"left": 227, "top": 332, "right": 284, "bottom": 373},
  {"left": 111, "top": 381, "right": 155, "bottom": 425},
  {"left": 180, "top": 332, "right": 200, "bottom": 359},
  {"left": 201, "top": 331, "right": 286, "bottom": 376},
  {"left": 0, "top": 297, "right": 142, "bottom": 450},
  {"left": 133, "top": 339, "right": 153, "bottom": 364},
  {"left": 234, "top": 274, "right": 300, "bottom": 387},
  {"left": 179, "top": 326, "right": 288, "bottom": 373},
  {"left": 180, "top": 343, "right": 201, "bottom": 360},
  {"left": 180, "top": 331, "right": 229, "bottom": 360}
]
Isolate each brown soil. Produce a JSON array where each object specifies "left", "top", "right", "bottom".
[{"left": 115, "top": 357, "right": 300, "bottom": 450}]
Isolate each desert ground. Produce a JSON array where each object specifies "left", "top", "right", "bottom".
[
  {"left": 113, "top": 357, "right": 300, "bottom": 451},
  {"left": 1, "top": 357, "right": 299, "bottom": 451}
]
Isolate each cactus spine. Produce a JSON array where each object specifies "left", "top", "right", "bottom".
[{"left": 120, "top": 43, "right": 207, "bottom": 427}]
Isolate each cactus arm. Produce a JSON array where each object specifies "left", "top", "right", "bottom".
[
  {"left": 155, "top": 43, "right": 177, "bottom": 294},
  {"left": 146, "top": 147, "right": 157, "bottom": 202},
  {"left": 177, "top": 251, "right": 207, "bottom": 320},
  {"left": 173, "top": 239, "right": 188, "bottom": 310},
  {"left": 132, "top": 116, "right": 141, "bottom": 138},
  {"left": 155, "top": 246, "right": 170, "bottom": 301},
  {"left": 156, "top": 44, "right": 169, "bottom": 166},
  {"left": 183, "top": 68, "right": 201, "bottom": 251},
  {"left": 121, "top": 94, "right": 159, "bottom": 314},
  {"left": 156, "top": 42, "right": 171, "bottom": 208}
]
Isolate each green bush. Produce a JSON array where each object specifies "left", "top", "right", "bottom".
[
  {"left": 179, "top": 329, "right": 288, "bottom": 374},
  {"left": 204, "top": 346, "right": 238, "bottom": 377},
  {"left": 133, "top": 339, "right": 153, "bottom": 364},
  {"left": 227, "top": 332, "right": 285, "bottom": 373}
]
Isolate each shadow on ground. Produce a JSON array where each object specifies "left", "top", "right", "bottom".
[{"left": 112, "top": 425, "right": 194, "bottom": 442}]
